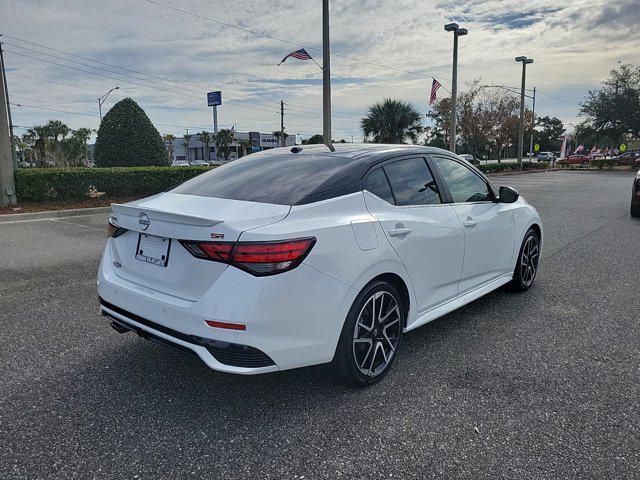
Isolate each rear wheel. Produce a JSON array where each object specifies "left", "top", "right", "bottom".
[
  {"left": 631, "top": 202, "right": 640, "bottom": 218},
  {"left": 334, "top": 281, "right": 405, "bottom": 386},
  {"left": 510, "top": 229, "right": 540, "bottom": 292}
]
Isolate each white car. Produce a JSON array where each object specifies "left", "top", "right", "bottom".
[
  {"left": 99, "top": 144, "right": 542, "bottom": 385},
  {"left": 190, "top": 160, "right": 209, "bottom": 167},
  {"left": 171, "top": 160, "right": 190, "bottom": 167}
]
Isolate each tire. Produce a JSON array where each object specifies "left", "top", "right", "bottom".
[
  {"left": 581, "top": 160, "right": 589, "bottom": 168},
  {"left": 631, "top": 202, "right": 640, "bottom": 218},
  {"left": 510, "top": 228, "right": 540, "bottom": 292},
  {"left": 334, "top": 280, "right": 405, "bottom": 386}
]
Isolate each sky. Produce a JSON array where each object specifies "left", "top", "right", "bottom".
[{"left": 2, "top": 0, "right": 639, "bottom": 142}]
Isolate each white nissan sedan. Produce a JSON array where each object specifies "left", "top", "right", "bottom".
[{"left": 99, "top": 144, "right": 542, "bottom": 385}]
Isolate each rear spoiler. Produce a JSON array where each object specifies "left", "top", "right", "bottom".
[{"left": 111, "top": 203, "right": 222, "bottom": 227}]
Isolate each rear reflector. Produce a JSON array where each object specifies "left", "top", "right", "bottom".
[
  {"left": 179, "top": 237, "right": 316, "bottom": 276},
  {"left": 205, "top": 320, "right": 247, "bottom": 331}
]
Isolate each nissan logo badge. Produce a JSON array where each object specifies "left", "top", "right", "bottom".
[{"left": 139, "top": 213, "right": 150, "bottom": 231}]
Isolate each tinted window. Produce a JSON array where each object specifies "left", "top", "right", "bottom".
[
  {"left": 433, "top": 156, "right": 491, "bottom": 203},
  {"left": 365, "top": 168, "right": 395, "bottom": 204},
  {"left": 171, "top": 154, "right": 352, "bottom": 205},
  {"left": 383, "top": 158, "right": 441, "bottom": 206}
]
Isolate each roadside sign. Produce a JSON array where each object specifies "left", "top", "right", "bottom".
[
  {"left": 620, "top": 143, "right": 627, "bottom": 153},
  {"left": 534, "top": 143, "right": 540, "bottom": 152},
  {"left": 207, "top": 91, "right": 222, "bottom": 106}
]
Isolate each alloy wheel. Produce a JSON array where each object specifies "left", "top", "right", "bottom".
[
  {"left": 520, "top": 234, "right": 539, "bottom": 287},
  {"left": 352, "top": 291, "right": 402, "bottom": 377}
]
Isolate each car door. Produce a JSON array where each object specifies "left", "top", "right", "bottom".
[
  {"left": 363, "top": 156, "right": 464, "bottom": 314},
  {"left": 430, "top": 155, "right": 516, "bottom": 293}
]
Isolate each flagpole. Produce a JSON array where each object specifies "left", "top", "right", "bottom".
[{"left": 322, "top": 0, "right": 334, "bottom": 151}]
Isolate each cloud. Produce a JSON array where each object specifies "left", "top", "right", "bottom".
[{"left": 1, "top": 0, "right": 639, "bottom": 140}]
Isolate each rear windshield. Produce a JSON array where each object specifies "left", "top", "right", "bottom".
[{"left": 171, "top": 153, "right": 352, "bottom": 205}]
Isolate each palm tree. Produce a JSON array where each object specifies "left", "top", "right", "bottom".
[
  {"left": 183, "top": 132, "right": 193, "bottom": 163},
  {"left": 198, "top": 131, "right": 212, "bottom": 162},
  {"left": 272, "top": 130, "right": 289, "bottom": 147},
  {"left": 238, "top": 139, "right": 252, "bottom": 158},
  {"left": 163, "top": 134, "right": 175, "bottom": 162},
  {"left": 215, "top": 129, "right": 235, "bottom": 162},
  {"left": 361, "top": 98, "right": 424, "bottom": 144}
]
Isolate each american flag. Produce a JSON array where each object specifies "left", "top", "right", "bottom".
[
  {"left": 429, "top": 78, "right": 442, "bottom": 105},
  {"left": 278, "top": 48, "right": 313, "bottom": 66}
]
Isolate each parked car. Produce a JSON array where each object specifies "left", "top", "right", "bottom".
[
  {"left": 99, "top": 144, "right": 542, "bottom": 385},
  {"left": 537, "top": 151, "right": 555, "bottom": 163},
  {"left": 557, "top": 154, "right": 591, "bottom": 166},
  {"left": 458, "top": 153, "right": 481, "bottom": 166},
  {"left": 171, "top": 160, "right": 190, "bottom": 167},
  {"left": 190, "top": 160, "right": 209, "bottom": 167},
  {"left": 631, "top": 169, "right": 640, "bottom": 217},
  {"left": 612, "top": 151, "right": 640, "bottom": 166}
]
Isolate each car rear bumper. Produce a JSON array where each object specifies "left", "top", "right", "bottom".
[{"left": 98, "top": 242, "right": 357, "bottom": 374}]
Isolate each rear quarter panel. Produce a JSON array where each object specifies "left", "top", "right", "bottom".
[{"left": 240, "top": 192, "right": 417, "bottom": 321}]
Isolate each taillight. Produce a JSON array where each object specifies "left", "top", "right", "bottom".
[
  {"left": 107, "top": 220, "right": 127, "bottom": 238},
  {"left": 179, "top": 238, "right": 316, "bottom": 276}
]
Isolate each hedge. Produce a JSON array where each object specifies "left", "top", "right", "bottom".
[
  {"left": 478, "top": 161, "right": 549, "bottom": 174},
  {"left": 16, "top": 166, "right": 211, "bottom": 203}
]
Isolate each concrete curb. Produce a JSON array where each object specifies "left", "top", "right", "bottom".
[{"left": 0, "top": 206, "right": 111, "bottom": 223}]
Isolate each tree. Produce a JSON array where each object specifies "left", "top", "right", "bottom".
[
  {"left": 535, "top": 116, "right": 565, "bottom": 152},
  {"left": 580, "top": 64, "right": 640, "bottom": 144},
  {"left": 361, "top": 98, "right": 423, "bottom": 144},
  {"left": 182, "top": 132, "right": 193, "bottom": 163},
  {"left": 427, "top": 83, "right": 534, "bottom": 160},
  {"left": 198, "top": 131, "right": 212, "bottom": 162},
  {"left": 215, "top": 129, "right": 235, "bottom": 161},
  {"left": 163, "top": 134, "right": 175, "bottom": 162},
  {"left": 237, "top": 139, "right": 252, "bottom": 157},
  {"left": 272, "top": 130, "right": 289, "bottom": 147},
  {"left": 94, "top": 97, "right": 168, "bottom": 167},
  {"left": 303, "top": 134, "right": 323, "bottom": 144}
]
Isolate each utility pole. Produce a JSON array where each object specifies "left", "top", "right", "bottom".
[
  {"left": 0, "top": 41, "right": 16, "bottom": 207},
  {"left": 322, "top": 0, "right": 334, "bottom": 151},
  {"left": 0, "top": 42, "right": 16, "bottom": 170},
  {"left": 515, "top": 56, "right": 534, "bottom": 167},
  {"left": 280, "top": 100, "right": 285, "bottom": 147},
  {"left": 444, "top": 23, "right": 468, "bottom": 154},
  {"left": 528, "top": 86, "right": 536, "bottom": 159}
]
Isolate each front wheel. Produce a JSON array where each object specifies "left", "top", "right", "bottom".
[
  {"left": 334, "top": 281, "right": 405, "bottom": 386},
  {"left": 631, "top": 202, "right": 640, "bottom": 218},
  {"left": 510, "top": 229, "right": 540, "bottom": 291}
]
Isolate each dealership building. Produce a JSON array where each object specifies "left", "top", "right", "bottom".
[{"left": 165, "top": 131, "right": 298, "bottom": 163}]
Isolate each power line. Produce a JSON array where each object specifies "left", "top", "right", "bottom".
[
  {"left": 4, "top": 50, "right": 335, "bottom": 121},
  {"left": 139, "top": 0, "right": 451, "bottom": 88},
  {"left": 10, "top": 102, "right": 97, "bottom": 117}
]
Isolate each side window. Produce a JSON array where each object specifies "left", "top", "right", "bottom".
[
  {"left": 365, "top": 168, "right": 395, "bottom": 204},
  {"left": 432, "top": 156, "right": 491, "bottom": 203},
  {"left": 383, "top": 158, "right": 441, "bottom": 206}
]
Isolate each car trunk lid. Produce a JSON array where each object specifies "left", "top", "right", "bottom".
[{"left": 108, "top": 193, "right": 291, "bottom": 301}]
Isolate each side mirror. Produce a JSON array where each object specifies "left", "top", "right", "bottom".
[{"left": 499, "top": 186, "right": 519, "bottom": 203}]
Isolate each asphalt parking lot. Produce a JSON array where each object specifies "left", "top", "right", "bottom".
[{"left": 1, "top": 170, "right": 639, "bottom": 479}]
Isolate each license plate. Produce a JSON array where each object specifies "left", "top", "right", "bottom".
[{"left": 136, "top": 233, "right": 171, "bottom": 267}]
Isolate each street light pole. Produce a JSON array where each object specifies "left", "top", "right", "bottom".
[
  {"left": 515, "top": 56, "right": 533, "bottom": 167},
  {"left": 529, "top": 86, "right": 536, "bottom": 159},
  {"left": 98, "top": 86, "right": 119, "bottom": 121},
  {"left": 444, "top": 23, "right": 467, "bottom": 154}
]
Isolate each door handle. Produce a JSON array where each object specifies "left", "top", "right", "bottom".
[
  {"left": 389, "top": 228, "right": 412, "bottom": 237},
  {"left": 463, "top": 216, "right": 478, "bottom": 228}
]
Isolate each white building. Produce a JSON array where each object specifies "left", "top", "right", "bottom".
[{"left": 165, "top": 131, "right": 297, "bottom": 164}]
